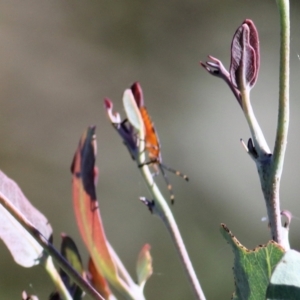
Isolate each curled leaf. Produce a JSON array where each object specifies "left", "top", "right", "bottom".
[
  {"left": 201, "top": 19, "right": 260, "bottom": 106},
  {"left": 104, "top": 98, "right": 138, "bottom": 160},
  {"left": 230, "top": 19, "right": 260, "bottom": 90},
  {"left": 104, "top": 99, "right": 121, "bottom": 124}
]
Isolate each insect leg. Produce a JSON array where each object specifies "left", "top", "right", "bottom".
[
  {"left": 160, "top": 163, "right": 189, "bottom": 181},
  {"left": 159, "top": 163, "right": 176, "bottom": 204}
]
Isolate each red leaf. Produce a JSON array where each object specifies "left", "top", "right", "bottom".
[
  {"left": 130, "top": 82, "right": 144, "bottom": 108},
  {"left": 71, "top": 127, "right": 120, "bottom": 287},
  {"left": 230, "top": 19, "right": 260, "bottom": 90},
  {"left": 88, "top": 257, "right": 113, "bottom": 299}
]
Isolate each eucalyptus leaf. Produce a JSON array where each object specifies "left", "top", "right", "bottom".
[
  {"left": 221, "top": 223, "right": 284, "bottom": 300},
  {"left": 266, "top": 249, "right": 300, "bottom": 299},
  {"left": 0, "top": 170, "right": 52, "bottom": 267}
]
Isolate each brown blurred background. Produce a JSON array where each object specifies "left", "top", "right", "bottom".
[{"left": 0, "top": 1, "right": 300, "bottom": 299}]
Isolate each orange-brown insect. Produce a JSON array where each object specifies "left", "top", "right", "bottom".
[{"left": 131, "top": 82, "right": 189, "bottom": 204}]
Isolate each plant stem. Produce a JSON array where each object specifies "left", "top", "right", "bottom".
[
  {"left": 43, "top": 256, "right": 73, "bottom": 300},
  {"left": 142, "top": 166, "right": 206, "bottom": 300},
  {"left": 268, "top": 0, "right": 290, "bottom": 245},
  {"left": 239, "top": 0, "right": 290, "bottom": 246},
  {"left": 241, "top": 89, "right": 270, "bottom": 155},
  {"left": 239, "top": 88, "right": 281, "bottom": 244},
  {"left": 0, "top": 193, "right": 104, "bottom": 300},
  {"left": 137, "top": 125, "right": 206, "bottom": 300}
]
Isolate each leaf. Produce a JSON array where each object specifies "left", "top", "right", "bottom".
[
  {"left": 60, "top": 233, "right": 85, "bottom": 280},
  {"left": 130, "top": 82, "right": 144, "bottom": 108},
  {"left": 71, "top": 127, "right": 124, "bottom": 291},
  {"left": 0, "top": 170, "right": 52, "bottom": 267},
  {"left": 220, "top": 223, "right": 285, "bottom": 300},
  {"left": 72, "top": 127, "right": 146, "bottom": 300},
  {"left": 104, "top": 98, "right": 138, "bottom": 161},
  {"left": 59, "top": 234, "right": 85, "bottom": 300},
  {"left": 266, "top": 249, "right": 300, "bottom": 299},
  {"left": 136, "top": 244, "right": 153, "bottom": 289},
  {"left": 122, "top": 89, "right": 144, "bottom": 132},
  {"left": 230, "top": 19, "right": 260, "bottom": 90},
  {"left": 88, "top": 257, "right": 114, "bottom": 300}
]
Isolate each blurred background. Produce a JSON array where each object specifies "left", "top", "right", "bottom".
[{"left": 0, "top": 0, "right": 300, "bottom": 299}]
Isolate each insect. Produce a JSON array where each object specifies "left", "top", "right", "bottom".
[{"left": 130, "top": 82, "right": 189, "bottom": 204}]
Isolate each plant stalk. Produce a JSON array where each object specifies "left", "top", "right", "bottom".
[
  {"left": 137, "top": 125, "right": 206, "bottom": 300},
  {"left": 43, "top": 256, "right": 73, "bottom": 300},
  {"left": 269, "top": 0, "right": 290, "bottom": 245}
]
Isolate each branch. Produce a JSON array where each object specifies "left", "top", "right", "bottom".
[
  {"left": 268, "top": 0, "right": 290, "bottom": 244},
  {"left": 126, "top": 90, "right": 206, "bottom": 300},
  {"left": 201, "top": 13, "right": 290, "bottom": 246}
]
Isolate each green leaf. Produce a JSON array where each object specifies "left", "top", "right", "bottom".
[
  {"left": 59, "top": 234, "right": 85, "bottom": 300},
  {"left": 266, "top": 249, "right": 300, "bottom": 299},
  {"left": 60, "top": 234, "right": 84, "bottom": 279},
  {"left": 220, "top": 223, "right": 285, "bottom": 300}
]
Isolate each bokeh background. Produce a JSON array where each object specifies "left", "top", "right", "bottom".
[{"left": 0, "top": 1, "right": 300, "bottom": 299}]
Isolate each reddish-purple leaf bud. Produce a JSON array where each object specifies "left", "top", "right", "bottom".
[
  {"left": 230, "top": 19, "right": 260, "bottom": 90},
  {"left": 281, "top": 210, "right": 292, "bottom": 229},
  {"left": 131, "top": 82, "right": 144, "bottom": 108}
]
